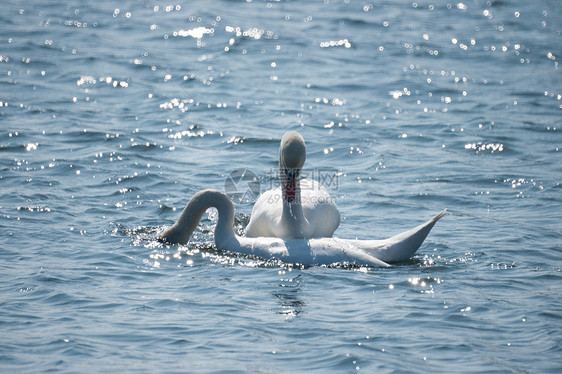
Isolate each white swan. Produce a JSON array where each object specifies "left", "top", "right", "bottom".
[
  {"left": 245, "top": 131, "right": 340, "bottom": 239},
  {"left": 160, "top": 189, "right": 446, "bottom": 267}
]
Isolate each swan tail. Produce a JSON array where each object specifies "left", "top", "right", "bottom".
[
  {"left": 351, "top": 209, "right": 446, "bottom": 263},
  {"left": 378, "top": 209, "right": 446, "bottom": 262}
]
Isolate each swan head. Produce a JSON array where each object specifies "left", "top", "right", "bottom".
[{"left": 279, "top": 131, "right": 306, "bottom": 202}]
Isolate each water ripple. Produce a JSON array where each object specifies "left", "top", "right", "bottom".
[{"left": 1, "top": 0, "right": 561, "bottom": 372}]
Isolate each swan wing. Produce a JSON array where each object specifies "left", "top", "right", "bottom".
[
  {"left": 244, "top": 188, "right": 282, "bottom": 237},
  {"left": 300, "top": 179, "right": 340, "bottom": 237}
]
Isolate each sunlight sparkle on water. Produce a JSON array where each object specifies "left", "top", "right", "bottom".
[
  {"left": 2, "top": 1, "right": 560, "bottom": 371},
  {"left": 174, "top": 27, "right": 214, "bottom": 39},
  {"left": 320, "top": 39, "right": 351, "bottom": 48},
  {"left": 465, "top": 142, "right": 504, "bottom": 153}
]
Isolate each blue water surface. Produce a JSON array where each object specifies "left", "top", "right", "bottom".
[{"left": 1, "top": 0, "right": 561, "bottom": 372}]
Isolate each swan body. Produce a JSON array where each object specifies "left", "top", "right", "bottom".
[
  {"left": 160, "top": 189, "right": 446, "bottom": 267},
  {"left": 245, "top": 131, "right": 340, "bottom": 239}
]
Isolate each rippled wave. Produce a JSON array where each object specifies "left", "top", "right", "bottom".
[{"left": 1, "top": 0, "right": 561, "bottom": 373}]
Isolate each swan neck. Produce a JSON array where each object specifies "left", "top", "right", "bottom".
[
  {"left": 280, "top": 176, "right": 308, "bottom": 238},
  {"left": 160, "top": 189, "right": 235, "bottom": 246},
  {"left": 281, "top": 170, "right": 301, "bottom": 204}
]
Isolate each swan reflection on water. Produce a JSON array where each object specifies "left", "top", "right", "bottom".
[{"left": 275, "top": 274, "right": 304, "bottom": 317}]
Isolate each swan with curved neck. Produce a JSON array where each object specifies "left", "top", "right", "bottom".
[
  {"left": 160, "top": 189, "right": 446, "bottom": 267},
  {"left": 245, "top": 131, "right": 340, "bottom": 239}
]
